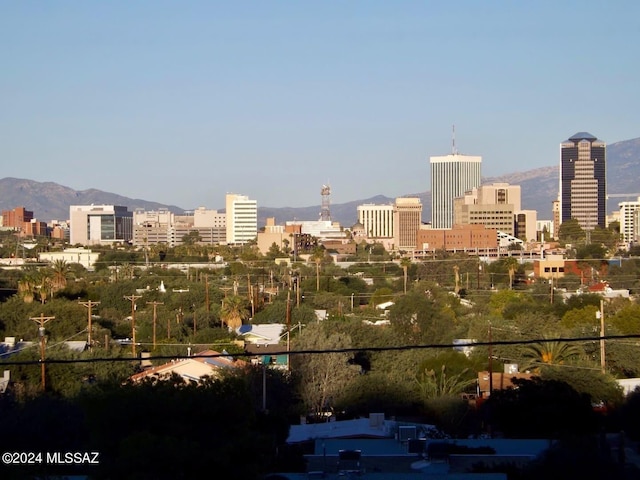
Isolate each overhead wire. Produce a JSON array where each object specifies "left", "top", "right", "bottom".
[{"left": 1, "top": 333, "right": 639, "bottom": 367}]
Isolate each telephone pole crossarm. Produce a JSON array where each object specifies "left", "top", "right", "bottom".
[{"left": 30, "top": 313, "right": 55, "bottom": 391}]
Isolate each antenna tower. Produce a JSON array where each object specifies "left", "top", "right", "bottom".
[
  {"left": 452, "top": 124, "right": 457, "bottom": 155},
  {"left": 320, "top": 184, "right": 331, "bottom": 221}
]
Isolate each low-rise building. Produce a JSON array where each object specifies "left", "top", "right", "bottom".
[
  {"left": 38, "top": 247, "right": 100, "bottom": 271},
  {"left": 69, "top": 205, "right": 133, "bottom": 246},
  {"left": 416, "top": 224, "right": 498, "bottom": 253}
]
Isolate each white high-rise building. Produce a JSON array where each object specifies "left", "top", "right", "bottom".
[
  {"left": 430, "top": 153, "right": 482, "bottom": 229},
  {"left": 357, "top": 204, "right": 394, "bottom": 239},
  {"left": 619, "top": 198, "right": 640, "bottom": 245},
  {"left": 225, "top": 194, "right": 257, "bottom": 245}
]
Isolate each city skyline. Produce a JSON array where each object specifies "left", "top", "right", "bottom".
[{"left": 2, "top": 2, "right": 639, "bottom": 210}]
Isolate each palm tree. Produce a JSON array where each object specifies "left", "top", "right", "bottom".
[
  {"left": 522, "top": 337, "right": 582, "bottom": 371},
  {"left": 400, "top": 257, "right": 412, "bottom": 294},
  {"left": 51, "top": 259, "right": 70, "bottom": 292},
  {"left": 503, "top": 257, "right": 519, "bottom": 289},
  {"left": 311, "top": 247, "right": 325, "bottom": 292},
  {"left": 36, "top": 271, "right": 53, "bottom": 304},
  {"left": 18, "top": 276, "right": 36, "bottom": 303},
  {"left": 220, "top": 295, "right": 250, "bottom": 330}
]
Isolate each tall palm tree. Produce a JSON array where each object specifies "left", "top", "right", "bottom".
[
  {"left": 36, "top": 271, "right": 53, "bottom": 304},
  {"left": 51, "top": 259, "right": 70, "bottom": 292},
  {"left": 220, "top": 295, "right": 250, "bottom": 330},
  {"left": 400, "top": 257, "right": 412, "bottom": 294},
  {"left": 311, "top": 247, "right": 325, "bottom": 292}
]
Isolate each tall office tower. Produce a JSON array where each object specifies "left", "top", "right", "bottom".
[
  {"left": 393, "top": 197, "right": 422, "bottom": 251},
  {"left": 559, "top": 132, "right": 606, "bottom": 230},
  {"left": 357, "top": 203, "right": 394, "bottom": 239},
  {"left": 225, "top": 193, "right": 258, "bottom": 245},
  {"left": 430, "top": 153, "right": 482, "bottom": 228}
]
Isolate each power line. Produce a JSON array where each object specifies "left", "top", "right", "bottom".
[{"left": 1, "top": 333, "right": 639, "bottom": 367}]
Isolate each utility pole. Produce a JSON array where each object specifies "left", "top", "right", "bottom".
[
  {"left": 147, "top": 301, "right": 164, "bottom": 349},
  {"left": 488, "top": 321, "right": 493, "bottom": 398},
  {"left": 597, "top": 299, "right": 606, "bottom": 373},
  {"left": 124, "top": 295, "right": 142, "bottom": 357},
  {"left": 286, "top": 291, "right": 291, "bottom": 371},
  {"left": 78, "top": 300, "right": 100, "bottom": 350},
  {"left": 192, "top": 303, "right": 197, "bottom": 336},
  {"left": 205, "top": 275, "right": 210, "bottom": 313},
  {"left": 30, "top": 314, "right": 54, "bottom": 391}
]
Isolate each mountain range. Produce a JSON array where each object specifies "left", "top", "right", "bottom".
[{"left": 1, "top": 137, "right": 639, "bottom": 227}]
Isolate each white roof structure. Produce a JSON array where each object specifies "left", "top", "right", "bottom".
[{"left": 237, "top": 324, "right": 286, "bottom": 345}]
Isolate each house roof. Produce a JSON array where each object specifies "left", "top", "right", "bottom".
[
  {"left": 237, "top": 323, "right": 286, "bottom": 344},
  {"left": 129, "top": 349, "right": 246, "bottom": 383}
]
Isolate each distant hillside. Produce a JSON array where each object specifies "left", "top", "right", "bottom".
[
  {"left": 1, "top": 137, "right": 638, "bottom": 226},
  {"left": 0, "top": 177, "right": 185, "bottom": 222}
]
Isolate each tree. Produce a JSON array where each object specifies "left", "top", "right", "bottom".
[
  {"left": 521, "top": 337, "right": 583, "bottom": 371},
  {"left": 482, "top": 377, "right": 599, "bottom": 438},
  {"left": 265, "top": 242, "right": 284, "bottom": 259},
  {"left": 400, "top": 257, "right": 412, "bottom": 294},
  {"left": 51, "top": 259, "right": 70, "bottom": 293},
  {"left": 310, "top": 247, "right": 325, "bottom": 292},
  {"left": 291, "top": 323, "right": 360, "bottom": 417},
  {"left": 558, "top": 218, "right": 585, "bottom": 245},
  {"left": 220, "top": 295, "right": 250, "bottom": 330}
]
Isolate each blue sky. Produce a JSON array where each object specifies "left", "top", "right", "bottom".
[{"left": 1, "top": 1, "right": 639, "bottom": 210}]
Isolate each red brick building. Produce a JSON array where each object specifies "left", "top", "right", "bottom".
[{"left": 416, "top": 224, "right": 498, "bottom": 252}]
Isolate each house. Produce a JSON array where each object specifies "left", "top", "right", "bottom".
[
  {"left": 477, "top": 370, "right": 534, "bottom": 399},
  {"left": 129, "top": 349, "right": 246, "bottom": 384},
  {"left": 245, "top": 343, "right": 289, "bottom": 370},
  {"left": 282, "top": 413, "right": 549, "bottom": 478},
  {"left": 237, "top": 323, "right": 285, "bottom": 345}
]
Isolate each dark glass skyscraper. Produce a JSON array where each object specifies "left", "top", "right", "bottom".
[{"left": 559, "top": 132, "right": 606, "bottom": 230}]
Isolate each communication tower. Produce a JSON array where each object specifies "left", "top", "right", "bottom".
[{"left": 320, "top": 184, "right": 331, "bottom": 221}]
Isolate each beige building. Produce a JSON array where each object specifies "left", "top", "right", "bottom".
[
  {"left": 393, "top": 197, "right": 422, "bottom": 251},
  {"left": 38, "top": 247, "right": 100, "bottom": 271},
  {"left": 452, "top": 183, "right": 537, "bottom": 241},
  {"left": 133, "top": 207, "right": 226, "bottom": 247},
  {"left": 515, "top": 210, "right": 538, "bottom": 243},
  {"left": 552, "top": 199, "right": 560, "bottom": 240},
  {"left": 454, "top": 184, "right": 520, "bottom": 236},
  {"left": 257, "top": 218, "right": 288, "bottom": 255},
  {"left": 69, "top": 205, "right": 133, "bottom": 246}
]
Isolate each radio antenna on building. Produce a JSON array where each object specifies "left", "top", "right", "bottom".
[{"left": 452, "top": 124, "right": 457, "bottom": 155}]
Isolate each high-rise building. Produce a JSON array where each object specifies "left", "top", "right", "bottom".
[
  {"left": 393, "top": 197, "right": 422, "bottom": 251},
  {"left": 225, "top": 193, "right": 257, "bottom": 245},
  {"left": 357, "top": 203, "right": 394, "bottom": 239},
  {"left": 559, "top": 132, "right": 606, "bottom": 230},
  {"left": 619, "top": 198, "right": 640, "bottom": 245},
  {"left": 430, "top": 153, "right": 482, "bottom": 228}
]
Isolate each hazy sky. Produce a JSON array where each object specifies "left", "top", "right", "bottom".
[{"left": 2, "top": 1, "right": 639, "bottom": 210}]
